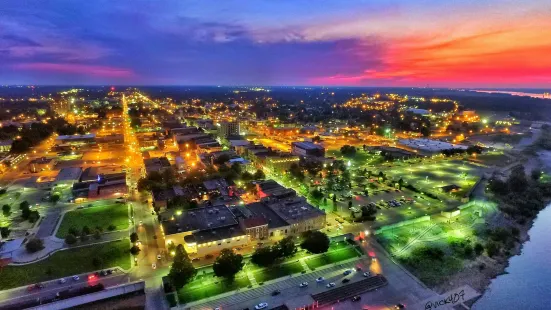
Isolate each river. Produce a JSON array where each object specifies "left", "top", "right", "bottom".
[{"left": 473, "top": 204, "right": 551, "bottom": 309}]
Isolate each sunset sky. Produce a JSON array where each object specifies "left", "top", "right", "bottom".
[{"left": 1, "top": 0, "right": 550, "bottom": 87}]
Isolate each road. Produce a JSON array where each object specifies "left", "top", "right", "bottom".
[{"left": 0, "top": 269, "right": 129, "bottom": 309}]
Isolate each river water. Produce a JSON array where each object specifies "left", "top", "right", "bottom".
[{"left": 473, "top": 204, "right": 551, "bottom": 310}]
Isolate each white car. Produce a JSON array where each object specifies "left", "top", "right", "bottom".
[
  {"left": 157, "top": 254, "right": 162, "bottom": 260},
  {"left": 255, "top": 302, "right": 268, "bottom": 310},
  {"left": 326, "top": 282, "right": 336, "bottom": 288},
  {"left": 152, "top": 263, "right": 156, "bottom": 269},
  {"left": 299, "top": 282, "right": 308, "bottom": 288},
  {"left": 72, "top": 275, "right": 80, "bottom": 281},
  {"left": 315, "top": 277, "right": 325, "bottom": 283},
  {"left": 363, "top": 272, "right": 371, "bottom": 277},
  {"left": 58, "top": 278, "right": 66, "bottom": 284}
]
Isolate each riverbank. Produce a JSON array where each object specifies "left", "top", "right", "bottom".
[{"left": 432, "top": 150, "right": 551, "bottom": 298}]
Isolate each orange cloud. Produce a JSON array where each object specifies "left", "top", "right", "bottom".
[{"left": 314, "top": 15, "right": 551, "bottom": 86}]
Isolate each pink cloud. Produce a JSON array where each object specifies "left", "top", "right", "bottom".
[{"left": 12, "top": 63, "right": 135, "bottom": 79}]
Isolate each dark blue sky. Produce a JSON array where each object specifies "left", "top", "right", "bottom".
[{"left": 1, "top": 0, "right": 550, "bottom": 87}]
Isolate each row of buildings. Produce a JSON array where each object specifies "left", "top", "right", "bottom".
[{"left": 159, "top": 180, "right": 326, "bottom": 257}]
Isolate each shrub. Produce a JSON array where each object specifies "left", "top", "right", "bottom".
[
  {"left": 108, "top": 224, "right": 116, "bottom": 231},
  {"left": 26, "top": 238, "right": 44, "bottom": 253},
  {"left": 65, "top": 233, "right": 77, "bottom": 245}
]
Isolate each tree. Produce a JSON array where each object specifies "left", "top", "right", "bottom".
[
  {"left": 398, "top": 178, "right": 404, "bottom": 190},
  {"left": 275, "top": 236, "right": 297, "bottom": 258},
  {"left": 168, "top": 244, "right": 197, "bottom": 289},
  {"left": 28, "top": 210, "right": 40, "bottom": 223},
  {"left": 130, "top": 245, "right": 141, "bottom": 256},
  {"left": 360, "top": 205, "right": 377, "bottom": 221},
  {"left": 2, "top": 204, "right": 10, "bottom": 216},
  {"left": 0, "top": 188, "right": 6, "bottom": 196},
  {"left": 531, "top": 169, "right": 542, "bottom": 181},
  {"left": 80, "top": 231, "right": 90, "bottom": 242},
  {"left": 26, "top": 238, "right": 44, "bottom": 253},
  {"left": 50, "top": 194, "right": 60, "bottom": 205},
  {"left": 68, "top": 227, "right": 79, "bottom": 236},
  {"left": 82, "top": 225, "right": 91, "bottom": 235},
  {"left": 486, "top": 241, "right": 500, "bottom": 257},
  {"left": 310, "top": 189, "right": 324, "bottom": 202},
  {"left": 1, "top": 226, "right": 10, "bottom": 238},
  {"left": 348, "top": 201, "right": 352, "bottom": 209},
  {"left": 301, "top": 231, "right": 330, "bottom": 254},
  {"left": 253, "top": 169, "right": 265, "bottom": 180},
  {"left": 251, "top": 247, "right": 277, "bottom": 267},
  {"left": 340, "top": 145, "right": 357, "bottom": 157},
  {"left": 93, "top": 229, "right": 102, "bottom": 240},
  {"left": 65, "top": 233, "right": 77, "bottom": 245},
  {"left": 213, "top": 248, "right": 244, "bottom": 281},
  {"left": 19, "top": 201, "right": 30, "bottom": 210},
  {"left": 130, "top": 232, "right": 139, "bottom": 243},
  {"left": 474, "top": 243, "right": 484, "bottom": 256}
]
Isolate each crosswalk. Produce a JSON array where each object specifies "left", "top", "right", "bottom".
[{"left": 187, "top": 259, "right": 361, "bottom": 310}]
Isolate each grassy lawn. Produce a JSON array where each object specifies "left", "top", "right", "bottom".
[
  {"left": 305, "top": 246, "right": 361, "bottom": 270},
  {"left": 0, "top": 239, "right": 131, "bottom": 290},
  {"left": 177, "top": 272, "right": 250, "bottom": 304},
  {"left": 56, "top": 203, "right": 129, "bottom": 238},
  {"left": 253, "top": 261, "right": 304, "bottom": 283}
]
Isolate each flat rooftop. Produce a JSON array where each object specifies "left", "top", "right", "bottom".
[
  {"left": 161, "top": 205, "right": 238, "bottom": 235},
  {"left": 292, "top": 141, "right": 324, "bottom": 150},
  {"left": 246, "top": 201, "right": 289, "bottom": 229},
  {"left": 56, "top": 134, "right": 95, "bottom": 141},
  {"left": 268, "top": 196, "right": 325, "bottom": 225},
  {"left": 55, "top": 167, "right": 82, "bottom": 182},
  {"left": 399, "top": 138, "right": 468, "bottom": 152}
]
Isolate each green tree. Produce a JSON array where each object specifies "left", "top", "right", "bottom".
[
  {"left": 300, "top": 231, "right": 330, "bottom": 254},
  {"left": 168, "top": 244, "right": 197, "bottom": 289},
  {"left": 2, "top": 204, "right": 10, "bottom": 216},
  {"left": 251, "top": 247, "right": 277, "bottom": 267},
  {"left": 25, "top": 238, "right": 44, "bottom": 253},
  {"left": 65, "top": 233, "right": 77, "bottom": 245},
  {"left": 253, "top": 169, "right": 265, "bottom": 180},
  {"left": 1, "top": 226, "right": 10, "bottom": 238},
  {"left": 474, "top": 243, "right": 484, "bottom": 256},
  {"left": 213, "top": 248, "right": 244, "bottom": 281},
  {"left": 80, "top": 231, "right": 90, "bottom": 242},
  {"left": 130, "top": 245, "right": 141, "bottom": 256},
  {"left": 274, "top": 236, "right": 297, "bottom": 257},
  {"left": 50, "top": 194, "right": 60, "bottom": 205},
  {"left": 92, "top": 257, "right": 103, "bottom": 268},
  {"left": 19, "top": 201, "right": 30, "bottom": 210},
  {"left": 130, "top": 232, "right": 139, "bottom": 243},
  {"left": 93, "top": 229, "right": 102, "bottom": 240},
  {"left": 82, "top": 225, "right": 91, "bottom": 235}
]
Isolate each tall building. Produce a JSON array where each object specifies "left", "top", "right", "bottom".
[
  {"left": 50, "top": 99, "right": 72, "bottom": 115},
  {"left": 219, "top": 121, "right": 240, "bottom": 138}
]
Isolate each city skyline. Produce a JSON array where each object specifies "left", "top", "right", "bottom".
[{"left": 1, "top": 0, "right": 550, "bottom": 87}]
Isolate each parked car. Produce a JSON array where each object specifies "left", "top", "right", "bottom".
[
  {"left": 271, "top": 290, "right": 280, "bottom": 296},
  {"left": 152, "top": 263, "right": 156, "bottom": 269},
  {"left": 157, "top": 254, "right": 162, "bottom": 260},
  {"left": 299, "top": 282, "right": 309, "bottom": 288},
  {"left": 394, "top": 304, "right": 405, "bottom": 309},
  {"left": 343, "top": 269, "right": 352, "bottom": 275},
  {"left": 352, "top": 296, "right": 362, "bottom": 302},
  {"left": 363, "top": 272, "right": 371, "bottom": 277},
  {"left": 58, "top": 278, "right": 66, "bottom": 284},
  {"left": 72, "top": 275, "right": 80, "bottom": 281},
  {"left": 255, "top": 303, "right": 268, "bottom": 310},
  {"left": 326, "top": 282, "right": 336, "bottom": 288},
  {"left": 315, "top": 277, "right": 325, "bottom": 283},
  {"left": 342, "top": 278, "right": 350, "bottom": 283}
]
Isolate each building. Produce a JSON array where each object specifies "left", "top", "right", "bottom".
[
  {"left": 0, "top": 140, "right": 12, "bottom": 153},
  {"left": 291, "top": 141, "right": 325, "bottom": 157},
  {"left": 398, "top": 138, "right": 468, "bottom": 156},
  {"left": 55, "top": 167, "right": 83, "bottom": 186},
  {"left": 55, "top": 134, "right": 96, "bottom": 146},
  {"left": 28, "top": 157, "right": 57, "bottom": 173},
  {"left": 256, "top": 180, "right": 296, "bottom": 199},
  {"left": 219, "top": 121, "right": 240, "bottom": 138},
  {"left": 143, "top": 157, "right": 171, "bottom": 176},
  {"left": 160, "top": 205, "right": 248, "bottom": 257},
  {"left": 160, "top": 183, "right": 326, "bottom": 256}
]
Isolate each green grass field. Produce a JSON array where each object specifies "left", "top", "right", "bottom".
[
  {"left": 305, "top": 246, "right": 361, "bottom": 270},
  {"left": 253, "top": 261, "right": 304, "bottom": 283},
  {"left": 177, "top": 272, "right": 251, "bottom": 303},
  {"left": 0, "top": 239, "right": 131, "bottom": 290},
  {"left": 56, "top": 203, "right": 129, "bottom": 238}
]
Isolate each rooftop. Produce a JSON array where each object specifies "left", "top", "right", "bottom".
[
  {"left": 246, "top": 201, "right": 289, "bottom": 229},
  {"left": 55, "top": 167, "right": 83, "bottom": 182},
  {"left": 292, "top": 141, "right": 325, "bottom": 150},
  {"left": 161, "top": 205, "right": 238, "bottom": 235},
  {"left": 56, "top": 134, "right": 95, "bottom": 141}
]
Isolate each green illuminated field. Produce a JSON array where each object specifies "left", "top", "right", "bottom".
[{"left": 56, "top": 203, "right": 129, "bottom": 238}]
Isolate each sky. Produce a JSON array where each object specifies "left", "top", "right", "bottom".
[{"left": 1, "top": 0, "right": 550, "bottom": 87}]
